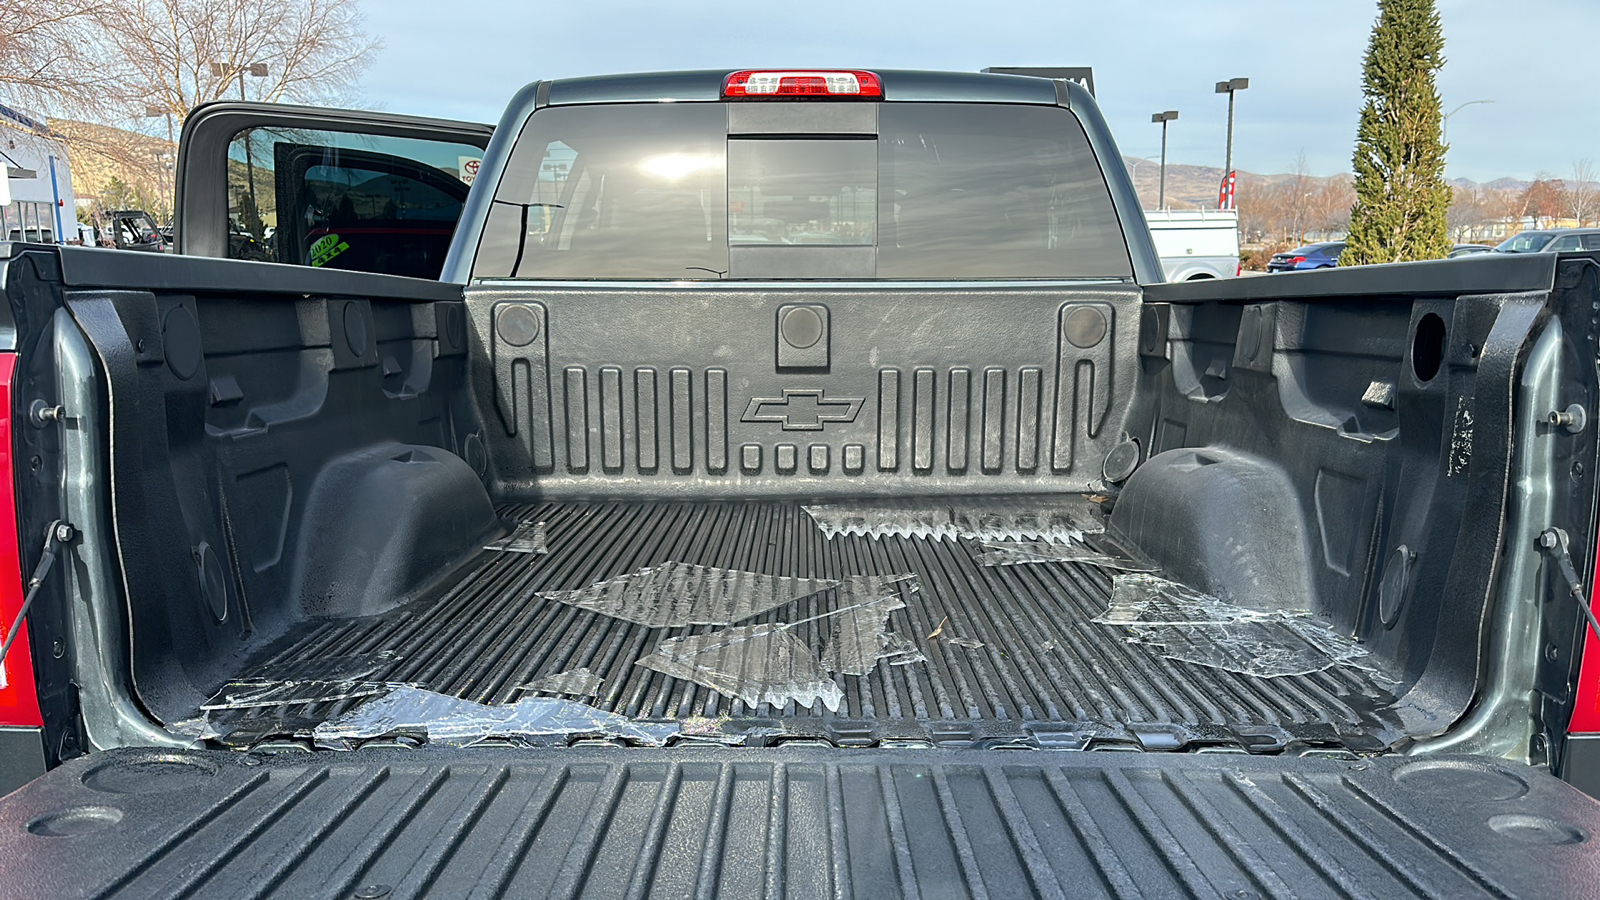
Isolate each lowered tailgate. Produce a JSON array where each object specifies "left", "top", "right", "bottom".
[{"left": 1, "top": 747, "right": 1597, "bottom": 898}]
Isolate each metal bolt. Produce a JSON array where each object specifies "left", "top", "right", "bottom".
[
  {"left": 51, "top": 639, "right": 63, "bottom": 658},
  {"left": 54, "top": 523, "right": 75, "bottom": 543},
  {"left": 1547, "top": 643, "right": 1561, "bottom": 662},
  {"left": 1539, "top": 530, "right": 1561, "bottom": 550},
  {"left": 353, "top": 886, "right": 392, "bottom": 899},
  {"left": 135, "top": 339, "right": 146, "bottom": 353},
  {"left": 1549, "top": 404, "right": 1588, "bottom": 434},
  {"left": 29, "top": 400, "right": 63, "bottom": 427}
]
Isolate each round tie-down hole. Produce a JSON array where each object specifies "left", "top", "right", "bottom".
[
  {"left": 496, "top": 305, "right": 542, "bottom": 347},
  {"left": 1063, "top": 306, "right": 1108, "bottom": 349},
  {"left": 27, "top": 806, "right": 123, "bottom": 837},
  {"left": 1412, "top": 313, "right": 1446, "bottom": 382},
  {"left": 780, "top": 307, "right": 824, "bottom": 349},
  {"left": 1487, "top": 814, "right": 1587, "bottom": 845}
]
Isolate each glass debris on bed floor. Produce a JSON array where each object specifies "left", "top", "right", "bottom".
[
  {"left": 803, "top": 495, "right": 1107, "bottom": 542},
  {"left": 516, "top": 667, "right": 604, "bottom": 698},
  {"left": 484, "top": 518, "right": 548, "bottom": 553},
  {"left": 312, "top": 685, "right": 678, "bottom": 748},
  {"left": 976, "top": 538, "right": 1160, "bottom": 570},
  {"left": 1095, "top": 573, "right": 1372, "bottom": 677},
  {"left": 536, "top": 562, "right": 843, "bottom": 628}
]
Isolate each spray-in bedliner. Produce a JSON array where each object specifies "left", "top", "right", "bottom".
[{"left": 194, "top": 500, "right": 1421, "bottom": 751}]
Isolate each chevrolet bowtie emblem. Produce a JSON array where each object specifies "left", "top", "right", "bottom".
[{"left": 742, "top": 389, "right": 864, "bottom": 431}]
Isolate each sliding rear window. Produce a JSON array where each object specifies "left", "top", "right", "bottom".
[{"left": 474, "top": 102, "right": 1130, "bottom": 280}]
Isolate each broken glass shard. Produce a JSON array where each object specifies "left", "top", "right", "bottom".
[
  {"left": 537, "top": 562, "right": 840, "bottom": 628},
  {"left": 638, "top": 624, "right": 845, "bottom": 712}
]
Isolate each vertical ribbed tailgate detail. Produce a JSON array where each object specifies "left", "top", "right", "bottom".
[{"left": 2, "top": 747, "right": 1595, "bottom": 899}]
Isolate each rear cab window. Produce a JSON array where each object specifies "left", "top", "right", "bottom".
[
  {"left": 472, "top": 101, "right": 1131, "bottom": 280},
  {"left": 226, "top": 127, "right": 485, "bottom": 279}
]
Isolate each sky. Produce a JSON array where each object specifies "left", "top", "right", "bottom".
[{"left": 356, "top": 0, "right": 1592, "bottom": 184}]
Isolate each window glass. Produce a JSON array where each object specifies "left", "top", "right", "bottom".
[
  {"left": 1547, "top": 234, "right": 1582, "bottom": 252},
  {"left": 876, "top": 104, "right": 1130, "bottom": 278},
  {"left": 1496, "top": 232, "right": 1553, "bottom": 253},
  {"left": 729, "top": 139, "right": 875, "bottom": 245},
  {"left": 480, "top": 104, "right": 728, "bottom": 279},
  {"left": 1580, "top": 233, "right": 1600, "bottom": 251},
  {"left": 227, "top": 127, "right": 484, "bottom": 278},
  {"left": 474, "top": 102, "right": 1130, "bottom": 280}
]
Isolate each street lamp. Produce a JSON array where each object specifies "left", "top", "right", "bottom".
[
  {"left": 1151, "top": 110, "right": 1179, "bottom": 210},
  {"left": 210, "top": 61, "right": 269, "bottom": 101},
  {"left": 1442, "top": 99, "right": 1492, "bottom": 145},
  {"left": 1215, "top": 77, "right": 1248, "bottom": 208},
  {"left": 142, "top": 105, "right": 173, "bottom": 147}
]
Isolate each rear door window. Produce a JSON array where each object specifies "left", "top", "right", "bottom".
[
  {"left": 875, "top": 104, "right": 1128, "bottom": 278},
  {"left": 226, "top": 127, "right": 485, "bottom": 279},
  {"left": 474, "top": 102, "right": 1130, "bottom": 280}
]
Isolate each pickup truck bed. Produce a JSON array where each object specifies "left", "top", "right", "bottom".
[{"left": 216, "top": 499, "right": 1405, "bottom": 751}]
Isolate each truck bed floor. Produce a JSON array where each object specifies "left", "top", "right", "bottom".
[{"left": 217, "top": 501, "right": 1409, "bottom": 751}]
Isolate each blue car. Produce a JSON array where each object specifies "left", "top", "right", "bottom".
[{"left": 1267, "top": 241, "right": 1345, "bottom": 272}]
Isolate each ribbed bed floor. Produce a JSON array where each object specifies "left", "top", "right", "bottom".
[{"left": 219, "top": 501, "right": 1410, "bottom": 751}]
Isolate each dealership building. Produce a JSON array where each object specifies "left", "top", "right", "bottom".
[{"left": 0, "top": 102, "right": 78, "bottom": 243}]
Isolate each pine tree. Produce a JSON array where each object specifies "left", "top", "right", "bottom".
[{"left": 1342, "top": 0, "right": 1452, "bottom": 265}]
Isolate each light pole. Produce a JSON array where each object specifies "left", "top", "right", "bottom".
[
  {"left": 213, "top": 62, "right": 270, "bottom": 233},
  {"left": 1151, "top": 111, "right": 1178, "bottom": 209},
  {"left": 1442, "top": 99, "right": 1492, "bottom": 145},
  {"left": 142, "top": 106, "right": 175, "bottom": 216},
  {"left": 212, "top": 61, "right": 270, "bottom": 101},
  {"left": 1215, "top": 77, "right": 1248, "bottom": 207}
]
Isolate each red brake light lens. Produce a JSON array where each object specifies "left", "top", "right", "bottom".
[
  {"left": 1290, "top": 256, "right": 1306, "bottom": 265},
  {"left": 723, "top": 70, "right": 883, "bottom": 99},
  {"left": 0, "top": 352, "right": 42, "bottom": 728}
]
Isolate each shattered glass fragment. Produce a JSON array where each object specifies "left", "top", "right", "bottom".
[
  {"left": 1096, "top": 573, "right": 1285, "bottom": 625},
  {"left": 942, "top": 637, "right": 985, "bottom": 649},
  {"left": 199, "top": 679, "right": 392, "bottom": 710},
  {"left": 165, "top": 716, "right": 224, "bottom": 742},
  {"left": 878, "top": 632, "right": 928, "bottom": 666},
  {"left": 638, "top": 624, "right": 845, "bottom": 712},
  {"left": 312, "top": 684, "right": 677, "bottom": 748},
  {"left": 978, "top": 539, "right": 1159, "bottom": 571},
  {"left": 235, "top": 649, "right": 403, "bottom": 683},
  {"left": 537, "top": 562, "right": 839, "bottom": 628},
  {"left": 804, "top": 496, "right": 1106, "bottom": 542},
  {"left": 517, "top": 667, "right": 603, "bottom": 698},
  {"left": 485, "top": 519, "right": 548, "bottom": 554},
  {"left": 820, "top": 576, "right": 909, "bottom": 677},
  {"left": 948, "top": 497, "right": 1106, "bottom": 542},
  {"left": 676, "top": 716, "right": 786, "bottom": 745},
  {"left": 802, "top": 503, "right": 956, "bottom": 540},
  {"left": 1097, "top": 573, "right": 1374, "bottom": 678}
]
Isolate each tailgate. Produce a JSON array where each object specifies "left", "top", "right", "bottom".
[{"left": 2, "top": 748, "right": 1597, "bottom": 898}]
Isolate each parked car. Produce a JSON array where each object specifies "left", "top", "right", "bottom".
[
  {"left": 1449, "top": 242, "right": 1493, "bottom": 257},
  {"left": 1, "top": 69, "right": 1599, "bottom": 897},
  {"left": 1144, "top": 208, "right": 1240, "bottom": 281},
  {"left": 104, "top": 208, "right": 166, "bottom": 252},
  {"left": 1495, "top": 228, "right": 1600, "bottom": 254},
  {"left": 1266, "top": 240, "right": 1344, "bottom": 271}
]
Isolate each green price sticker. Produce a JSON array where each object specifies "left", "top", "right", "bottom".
[{"left": 309, "top": 233, "right": 350, "bottom": 267}]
